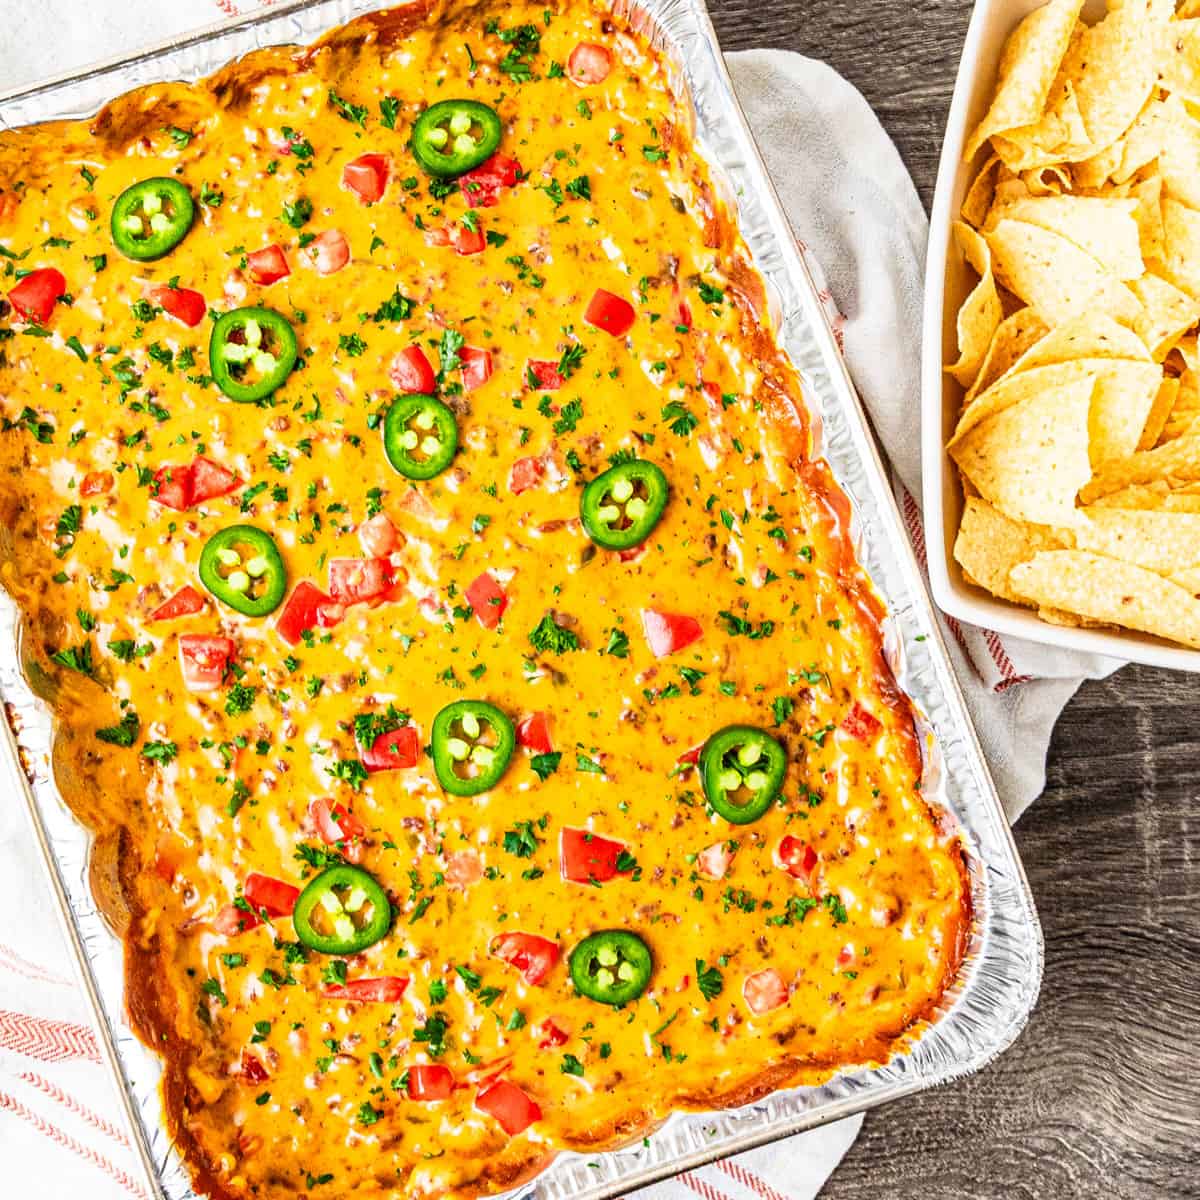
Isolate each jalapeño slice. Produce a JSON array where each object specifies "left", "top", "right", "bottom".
[
  {"left": 701, "top": 726, "right": 787, "bottom": 825},
  {"left": 293, "top": 865, "right": 392, "bottom": 956},
  {"left": 411, "top": 100, "right": 502, "bottom": 178},
  {"left": 569, "top": 930, "right": 653, "bottom": 1006},
  {"left": 199, "top": 525, "right": 287, "bottom": 617},
  {"left": 383, "top": 394, "right": 458, "bottom": 480},
  {"left": 580, "top": 460, "right": 669, "bottom": 551},
  {"left": 210, "top": 307, "right": 298, "bottom": 403},
  {"left": 430, "top": 700, "right": 516, "bottom": 797},
  {"left": 111, "top": 177, "right": 195, "bottom": 261}
]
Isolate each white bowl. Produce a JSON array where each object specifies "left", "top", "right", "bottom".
[{"left": 921, "top": 0, "right": 1200, "bottom": 672}]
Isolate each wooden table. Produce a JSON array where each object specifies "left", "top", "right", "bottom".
[{"left": 705, "top": 2, "right": 1200, "bottom": 1195}]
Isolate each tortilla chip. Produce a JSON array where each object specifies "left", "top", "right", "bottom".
[
  {"left": 996, "top": 0, "right": 1173, "bottom": 169},
  {"left": 964, "top": 0, "right": 1085, "bottom": 161},
  {"left": 1009, "top": 549, "right": 1200, "bottom": 646},
  {"left": 1074, "top": 95, "right": 1174, "bottom": 187},
  {"left": 1021, "top": 165, "right": 1073, "bottom": 195},
  {"left": 993, "top": 80, "right": 1092, "bottom": 171},
  {"left": 962, "top": 308, "right": 1050, "bottom": 406},
  {"left": 1138, "top": 376, "right": 1180, "bottom": 449},
  {"left": 1130, "top": 174, "right": 1165, "bottom": 263},
  {"left": 1158, "top": 368, "right": 1200, "bottom": 441},
  {"left": 1157, "top": 17, "right": 1200, "bottom": 104},
  {"left": 953, "top": 358, "right": 1159, "bottom": 455},
  {"left": 1173, "top": 333, "right": 1200, "bottom": 372},
  {"left": 1158, "top": 195, "right": 1200, "bottom": 300},
  {"left": 1157, "top": 96, "right": 1200, "bottom": 208},
  {"left": 1129, "top": 272, "right": 1200, "bottom": 360},
  {"left": 953, "top": 496, "right": 1066, "bottom": 602},
  {"left": 986, "top": 218, "right": 1141, "bottom": 323},
  {"left": 962, "top": 156, "right": 1004, "bottom": 229},
  {"left": 989, "top": 194, "right": 1143, "bottom": 279},
  {"left": 1169, "top": 564, "right": 1200, "bottom": 595},
  {"left": 1088, "top": 480, "right": 1172, "bottom": 508},
  {"left": 1064, "top": 0, "right": 1174, "bottom": 155},
  {"left": 946, "top": 222, "right": 1004, "bottom": 387},
  {"left": 951, "top": 374, "right": 1094, "bottom": 525},
  {"left": 1078, "top": 434, "right": 1200, "bottom": 502},
  {"left": 1006, "top": 310, "right": 1152, "bottom": 373},
  {"left": 1073, "top": 507, "right": 1200, "bottom": 573}
]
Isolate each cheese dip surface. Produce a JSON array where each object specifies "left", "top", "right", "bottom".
[{"left": 0, "top": 2, "right": 969, "bottom": 1196}]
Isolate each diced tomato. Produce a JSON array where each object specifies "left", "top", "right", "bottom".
[
  {"left": 246, "top": 244, "right": 290, "bottom": 285},
  {"left": 190, "top": 456, "right": 240, "bottom": 503},
  {"left": 149, "top": 586, "right": 205, "bottom": 622},
  {"left": 675, "top": 296, "right": 692, "bottom": 330},
  {"left": 342, "top": 153, "right": 390, "bottom": 203},
  {"left": 567, "top": 42, "right": 613, "bottom": 86},
  {"left": 146, "top": 283, "right": 206, "bottom": 328},
  {"left": 307, "top": 229, "right": 350, "bottom": 275},
  {"left": 676, "top": 743, "right": 704, "bottom": 767},
  {"left": 450, "top": 223, "right": 486, "bottom": 255},
  {"left": 459, "top": 346, "right": 492, "bottom": 391},
  {"left": 508, "top": 456, "right": 545, "bottom": 495},
  {"left": 178, "top": 635, "right": 234, "bottom": 692},
  {"left": 151, "top": 456, "right": 238, "bottom": 511},
  {"left": 276, "top": 581, "right": 339, "bottom": 645},
  {"left": 329, "top": 557, "right": 393, "bottom": 605},
  {"left": 516, "top": 712, "right": 552, "bottom": 755},
  {"left": 840, "top": 701, "right": 882, "bottom": 741},
  {"left": 388, "top": 345, "right": 437, "bottom": 393},
  {"left": 560, "top": 827, "right": 631, "bottom": 884},
  {"left": 490, "top": 932, "right": 559, "bottom": 986},
  {"left": 358, "top": 512, "right": 400, "bottom": 558},
  {"left": 525, "top": 359, "right": 564, "bottom": 390},
  {"left": 423, "top": 225, "right": 451, "bottom": 248},
  {"left": 79, "top": 471, "right": 113, "bottom": 498},
  {"left": 243, "top": 873, "right": 300, "bottom": 917},
  {"left": 445, "top": 850, "right": 483, "bottom": 888},
  {"left": 151, "top": 463, "right": 193, "bottom": 511},
  {"left": 701, "top": 381, "right": 724, "bottom": 413},
  {"left": 536, "top": 1019, "right": 569, "bottom": 1049},
  {"left": 743, "top": 968, "right": 789, "bottom": 1015},
  {"left": 697, "top": 840, "right": 734, "bottom": 881},
  {"left": 309, "top": 796, "right": 366, "bottom": 844},
  {"left": 359, "top": 724, "right": 420, "bottom": 772},
  {"left": 475, "top": 1080, "right": 541, "bottom": 1137},
  {"left": 837, "top": 944, "right": 855, "bottom": 968},
  {"left": 459, "top": 153, "right": 522, "bottom": 206},
  {"left": 641, "top": 609, "right": 703, "bottom": 657},
  {"left": 584, "top": 287, "right": 635, "bottom": 337},
  {"left": 239, "top": 1052, "right": 269, "bottom": 1083},
  {"left": 214, "top": 904, "right": 260, "bottom": 936},
  {"left": 407, "top": 1064, "right": 454, "bottom": 1101},
  {"left": 465, "top": 571, "right": 508, "bottom": 629},
  {"left": 778, "top": 835, "right": 818, "bottom": 882},
  {"left": 8, "top": 268, "right": 65, "bottom": 323},
  {"left": 323, "top": 977, "right": 409, "bottom": 1003}
]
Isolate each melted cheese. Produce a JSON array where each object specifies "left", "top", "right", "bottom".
[{"left": 0, "top": 2, "right": 969, "bottom": 1197}]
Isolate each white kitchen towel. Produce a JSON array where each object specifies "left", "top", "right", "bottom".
[{"left": 0, "top": 7, "right": 1121, "bottom": 1199}]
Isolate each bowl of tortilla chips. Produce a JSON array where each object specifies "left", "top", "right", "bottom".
[{"left": 924, "top": 0, "right": 1200, "bottom": 668}]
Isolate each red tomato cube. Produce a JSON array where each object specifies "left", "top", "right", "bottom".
[
  {"left": 641, "top": 609, "right": 702, "bottom": 657},
  {"left": 465, "top": 571, "right": 508, "bottom": 629},
  {"left": 584, "top": 288, "right": 635, "bottom": 336},
  {"left": 246, "top": 244, "right": 290, "bottom": 284},
  {"left": 342, "top": 153, "right": 390, "bottom": 203}
]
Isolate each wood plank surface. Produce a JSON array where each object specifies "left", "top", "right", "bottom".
[{"left": 704, "top": 1, "right": 1200, "bottom": 1195}]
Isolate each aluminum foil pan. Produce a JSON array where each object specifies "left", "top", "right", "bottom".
[{"left": 0, "top": 1, "right": 1044, "bottom": 1196}]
